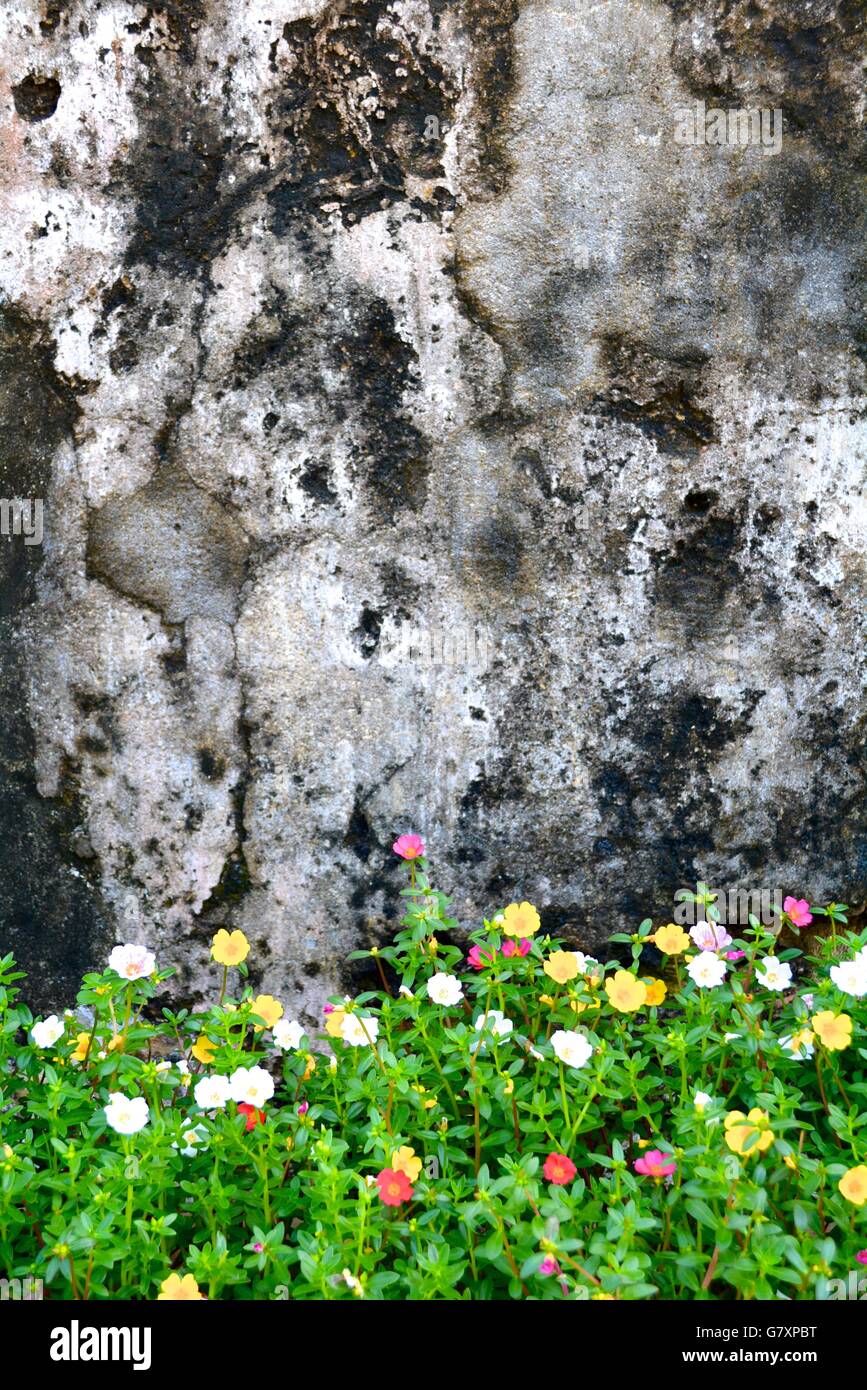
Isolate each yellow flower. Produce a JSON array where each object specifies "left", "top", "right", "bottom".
[
  {"left": 325, "top": 1009, "right": 347, "bottom": 1038},
  {"left": 539, "top": 994, "right": 556, "bottom": 1007},
  {"left": 302, "top": 1053, "right": 316, "bottom": 1080},
  {"left": 724, "top": 1108, "right": 774, "bottom": 1156},
  {"left": 604, "top": 970, "right": 647, "bottom": 1013},
  {"left": 569, "top": 995, "right": 600, "bottom": 1015},
  {"left": 210, "top": 929, "right": 250, "bottom": 966},
  {"left": 250, "top": 994, "right": 283, "bottom": 1031},
  {"left": 838, "top": 1165, "right": 867, "bottom": 1207},
  {"left": 107, "top": 1034, "right": 125, "bottom": 1053},
  {"left": 392, "top": 1146, "right": 423, "bottom": 1182},
  {"left": 811, "top": 1010, "right": 852, "bottom": 1052},
  {"left": 783, "top": 1154, "right": 798, "bottom": 1171},
  {"left": 642, "top": 977, "right": 667, "bottom": 1007},
  {"left": 502, "top": 901, "right": 541, "bottom": 938},
  {"left": 544, "top": 950, "right": 580, "bottom": 984},
  {"left": 650, "top": 924, "right": 690, "bottom": 955},
  {"left": 592, "top": 1291, "right": 615, "bottom": 1300},
  {"left": 191, "top": 1035, "right": 217, "bottom": 1065},
  {"left": 158, "top": 1272, "right": 204, "bottom": 1301},
  {"left": 70, "top": 1032, "right": 92, "bottom": 1064}
]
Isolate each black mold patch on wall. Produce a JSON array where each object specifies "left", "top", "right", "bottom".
[
  {"left": 267, "top": 0, "right": 459, "bottom": 229},
  {"left": 592, "top": 335, "right": 716, "bottom": 456},
  {"left": 12, "top": 74, "right": 61, "bottom": 122},
  {"left": 0, "top": 308, "right": 111, "bottom": 1009}
]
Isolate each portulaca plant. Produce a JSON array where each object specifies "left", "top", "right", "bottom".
[{"left": 1, "top": 839, "right": 866, "bottom": 1301}]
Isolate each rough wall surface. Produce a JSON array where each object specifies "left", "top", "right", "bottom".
[{"left": 0, "top": 0, "right": 864, "bottom": 1020}]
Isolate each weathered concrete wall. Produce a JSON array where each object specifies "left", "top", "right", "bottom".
[{"left": 1, "top": 0, "right": 864, "bottom": 1020}]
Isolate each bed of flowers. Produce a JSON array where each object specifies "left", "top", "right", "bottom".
[{"left": 1, "top": 836, "right": 866, "bottom": 1301}]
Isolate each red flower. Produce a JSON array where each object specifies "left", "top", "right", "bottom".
[
  {"left": 468, "top": 944, "right": 497, "bottom": 970},
  {"left": 543, "top": 1151, "right": 577, "bottom": 1185},
  {"left": 238, "top": 1102, "right": 265, "bottom": 1132},
  {"left": 375, "top": 1167, "right": 414, "bottom": 1206}
]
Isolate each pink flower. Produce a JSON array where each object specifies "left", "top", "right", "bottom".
[
  {"left": 539, "top": 1256, "right": 561, "bottom": 1277},
  {"left": 634, "top": 1149, "right": 677, "bottom": 1179},
  {"left": 252, "top": 1242, "right": 265, "bottom": 1253},
  {"left": 393, "top": 833, "right": 425, "bottom": 861},
  {"left": 468, "top": 944, "right": 497, "bottom": 970},
  {"left": 297, "top": 1101, "right": 309, "bottom": 1116},
  {"left": 690, "top": 921, "right": 732, "bottom": 952},
  {"left": 857, "top": 1250, "right": 867, "bottom": 1266},
  {"left": 726, "top": 949, "right": 746, "bottom": 961},
  {"left": 502, "top": 938, "right": 531, "bottom": 958},
  {"left": 784, "top": 896, "right": 812, "bottom": 928},
  {"left": 322, "top": 1003, "right": 335, "bottom": 1015}
]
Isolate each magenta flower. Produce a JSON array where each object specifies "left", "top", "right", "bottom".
[
  {"left": 634, "top": 1149, "right": 677, "bottom": 1179},
  {"left": 502, "top": 938, "right": 531, "bottom": 958},
  {"left": 393, "top": 833, "right": 425, "bottom": 861},
  {"left": 857, "top": 1251, "right": 867, "bottom": 1266},
  {"left": 322, "top": 1003, "right": 335, "bottom": 1015},
  {"left": 252, "top": 1242, "right": 265, "bottom": 1253},
  {"left": 539, "top": 1256, "right": 561, "bottom": 1277},
  {"left": 468, "top": 944, "right": 497, "bottom": 970},
  {"left": 690, "top": 921, "right": 732, "bottom": 952},
  {"left": 297, "top": 1101, "right": 309, "bottom": 1116},
  {"left": 726, "top": 949, "right": 746, "bottom": 962},
  {"left": 784, "top": 896, "right": 812, "bottom": 928}
]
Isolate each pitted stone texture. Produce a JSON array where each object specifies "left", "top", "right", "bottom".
[{"left": 0, "top": 0, "right": 863, "bottom": 1017}]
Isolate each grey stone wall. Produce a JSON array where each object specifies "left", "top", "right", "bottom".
[{"left": 1, "top": 0, "right": 864, "bottom": 1023}]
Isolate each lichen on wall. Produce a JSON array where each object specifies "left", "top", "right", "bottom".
[{"left": 0, "top": 0, "right": 864, "bottom": 1022}]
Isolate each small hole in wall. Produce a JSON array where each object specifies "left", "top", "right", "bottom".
[{"left": 12, "top": 73, "right": 62, "bottom": 121}]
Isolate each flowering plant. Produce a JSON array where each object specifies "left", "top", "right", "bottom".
[{"left": 1, "top": 844, "right": 865, "bottom": 1300}]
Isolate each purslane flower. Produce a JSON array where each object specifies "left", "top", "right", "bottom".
[
  {"left": 550, "top": 1029, "right": 593, "bottom": 1069},
  {"left": 544, "top": 950, "right": 580, "bottom": 984},
  {"left": 273, "top": 1018, "right": 305, "bottom": 1051},
  {"left": 755, "top": 956, "right": 793, "bottom": 992},
  {"left": 426, "top": 973, "right": 463, "bottom": 1007},
  {"left": 780, "top": 1028, "right": 814, "bottom": 1060},
  {"left": 605, "top": 970, "right": 647, "bottom": 1012},
  {"left": 783, "top": 896, "right": 812, "bottom": 928},
  {"left": 31, "top": 1015, "right": 64, "bottom": 1048},
  {"left": 340, "top": 1014, "right": 380, "bottom": 1047},
  {"left": 650, "top": 923, "right": 690, "bottom": 955},
  {"left": 634, "top": 1149, "right": 677, "bottom": 1179},
  {"left": 393, "top": 833, "right": 424, "bottom": 860},
  {"left": 104, "top": 1092, "right": 149, "bottom": 1136},
  {"left": 250, "top": 994, "right": 283, "bottom": 1030},
  {"left": 811, "top": 1010, "right": 852, "bottom": 1052},
  {"left": 375, "top": 1168, "right": 413, "bottom": 1206},
  {"left": 108, "top": 943, "right": 157, "bottom": 981},
  {"left": 689, "top": 922, "right": 732, "bottom": 952},
  {"left": 686, "top": 954, "right": 727, "bottom": 989},
  {"left": 474, "top": 1008, "right": 513, "bottom": 1039},
  {"left": 724, "top": 1108, "right": 774, "bottom": 1156},
  {"left": 392, "top": 1146, "right": 423, "bottom": 1182},
  {"left": 543, "top": 1151, "right": 577, "bottom": 1185},
  {"left": 838, "top": 1166, "right": 867, "bottom": 1207},
  {"left": 501, "top": 901, "right": 541, "bottom": 938},
  {"left": 210, "top": 929, "right": 250, "bottom": 966},
  {"left": 172, "top": 1124, "right": 208, "bottom": 1158},
  {"left": 158, "top": 1272, "right": 204, "bottom": 1301},
  {"left": 829, "top": 959, "right": 867, "bottom": 998},
  {"left": 229, "top": 1065, "right": 275, "bottom": 1108},
  {"left": 193, "top": 1073, "right": 232, "bottom": 1110}
]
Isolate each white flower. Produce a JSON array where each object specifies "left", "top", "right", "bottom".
[
  {"left": 426, "top": 973, "right": 463, "bottom": 1006},
  {"left": 724, "top": 1032, "right": 739, "bottom": 1043},
  {"left": 273, "top": 1019, "right": 305, "bottom": 1051},
  {"left": 31, "top": 1015, "right": 64, "bottom": 1048},
  {"left": 693, "top": 1090, "right": 714, "bottom": 1110},
  {"left": 229, "top": 1065, "right": 275, "bottom": 1108},
  {"left": 686, "top": 953, "right": 728, "bottom": 989},
  {"left": 103, "top": 1092, "right": 149, "bottom": 1135},
  {"left": 172, "top": 1124, "right": 209, "bottom": 1158},
  {"left": 398, "top": 984, "right": 414, "bottom": 999},
  {"left": 155, "top": 1060, "right": 172, "bottom": 1073},
  {"left": 177, "top": 1061, "right": 193, "bottom": 1085},
  {"left": 341, "top": 1268, "right": 364, "bottom": 1298},
  {"left": 328, "top": 1055, "right": 338, "bottom": 1073},
  {"left": 341, "top": 1014, "right": 379, "bottom": 1047},
  {"left": 801, "top": 993, "right": 815, "bottom": 1011},
  {"left": 829, "top": 959, "right": 867, "bottom": 998},
  {"left": 781, "top": 1030, "right": 814, "bottom": 1060},
  {"left": 550, "top": 1029, "right": 593, "bottom": 1069},
  {"left": 108, "top": 943, "right": 156, "bottom": 981},
  {"left": 529, "top": 1046, "right": 545, "bottom": 1062},
  {"left": 193, "top": 1073, "right": 232, "bottom": 1110},
  {"left": 574, "top": 953, "right": 602, "bottom": 979},
  {"left": 474, "top": 1008, "right": 513, "bottom": 1039},
  {"left": 755, "top": 956, "right": 792, "bottom": 992}
]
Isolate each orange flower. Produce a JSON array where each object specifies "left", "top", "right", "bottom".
[
  {"left": 604, "top": 970, "right": 647, "bottom": 1013},
  {"left": 502, "top": 902, "right": 541, "bottom": 938},
  {"left": 158, "top": 1272, "right": 204, "bottom": 1300},
  {"left": 250, "top": 994, "right": 283, "bottom": 1031},
  {"left": 642, "top": 977, "right": 667, "bottom": 1007},
  {"left": 650, "top": 924, "right": 690, "bottom": 955},
  {"left": 811, "top": 1011, "right": 852, "bottom": 1052},
  {"left": 211, "top": 929, "right": 250, "bottom": 967},
  {"left": 838, "top": 1166, "right": 867, "bottom": 1206},
  {"left": 70, "top": 1032, "right": 92, "bottom": 1064}
]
